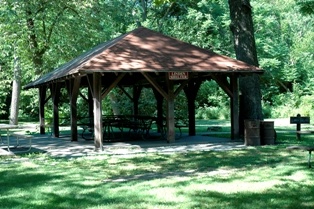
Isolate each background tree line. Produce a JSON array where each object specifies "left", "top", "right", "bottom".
[{"left": 0, "top": 0, "right": 313, "bottom": 122}]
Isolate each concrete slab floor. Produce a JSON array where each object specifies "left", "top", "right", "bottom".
[{"left": 0, "top": 133, "right": 245, "bottom": 158}]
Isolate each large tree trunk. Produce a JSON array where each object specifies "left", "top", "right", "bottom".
[
  {"left": 228, "top": 0, "right": 263, "bottom": 135},
  {"left": 9, "top": 54, "right": 21, "bottom": 125}
]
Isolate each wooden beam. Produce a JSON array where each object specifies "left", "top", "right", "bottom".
[
  {"left": 142, "top": 72, "right": 169, "bottom": 100},
  {"left": 174, "top": 79, "right": 190, "bottom": 97},
  {"left": 118, "top": 85, "right": 133, "bottom": 101},
  {"left": 87, "top": 74, "right": 94, "bottom": 98},
  {"left": 44, "top": 94, "right": 51, "bottom": 104},
  {"left": 101, "top": 73, "right": 126, "bottom": 99},
  {"left": 79, "top": 91, "right": 88, "bottom": 102},
  {"left": 211, "top": 74, "right": 233, "bottom": 98},
  {"left": 70, "top": 77, "right": 81, "bottom": 102}
]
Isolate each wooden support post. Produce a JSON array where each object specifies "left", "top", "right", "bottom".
[
  {"left": 67, "top": 77, "right": 81, "bottom": 142},
  {"left": 167, "top": 78, "right": 175, "bottom": 143},
  {"left": 50, "top": 83, "right": 60, "bottom": 137},
  {"left": 212, "top": 74, "right": 239, "bottom": 139},
  {"left": 296, "top": 114, "right": 302, "bottom": 140},
  {"left": 153, "top": 88, "right": 164, "bottom": 133},
  {"left": 184, "top": 77, "right": 201, "bottom": 136},
  {"left": 88, "top": 87, "right": 93, "bottom": 125},
  {"left": 230, "top": 74, "right": 240, "bottom": 140},
  {"left": 290, "top": 114, "right": 310, "bottom": 140},
  {"left": 309, "top": 151, "right": 312, "bottom": 168},
  {"left": 39, "top": 86, "right": 46, "bottom": 134},
  {"left": 93, "top": 73, "right": 103, "bottom": 151},
  {"left": 143, "top": 72, "right": 178, "bottom": 141}
]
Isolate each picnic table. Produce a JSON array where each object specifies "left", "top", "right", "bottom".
[
  {"left": 103, "top": 115, "right": 154, "bottom": 140},
  {"left": 80, "top": 115, "right": 155, "bottom": 141},
  {"left": 0, "top": 124, "right": 33, "bottom": 153},
  {"left": 0, "top": 123, "right": 18, "bottom": 145},
  {"left": 287, "top": 145, "right": 314, "bottom": 168},
  {"left": 80, "top": 115, "right": 189, "bottom": 141}
]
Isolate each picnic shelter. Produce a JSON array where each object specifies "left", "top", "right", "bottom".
[{"left": 24, "top": 27, "right": 263, "bottom": 150}]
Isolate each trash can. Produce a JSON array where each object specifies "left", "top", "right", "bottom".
[
  {"left": 244, "top": 120, "right": 261, "bottom": 146},
  {"left": 260, "top": 121, "right": 275, "bottom": 145}
]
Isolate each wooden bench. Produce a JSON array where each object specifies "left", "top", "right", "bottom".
[
  {"left": 157, "top": 118, "right": 189, "bottom": 139},
  {"left": 80, "top": 125, "right": 94, "bottom": 140},
  {"left": 175, "top": 119, "right": 189, "bottom": 138},
  {"left": 296, "top": 130, "right": 314, "bottom": 135},
  {"left": 9, "top": 133, "right": 34, "bottom": 153},
  {"left": 128, "top": 116, "right": 154, "bottom": 139},
  {"left": 287, "top": 145, "right": 314, "bottom": 168}
]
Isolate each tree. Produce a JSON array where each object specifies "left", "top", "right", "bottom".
[
  {"left": 0, "top": 0, "right": 135, "bottom": 119},
  {"left": 0, "top": 0, "right": 312, "bottom": 121},
  {"left": 228, "top": 0, "right": 263, "bottom": 128},
  {"left": 296, "top": 0, "right": 314, "bottom": 15},
  {"left": 9, "top": 50, "right": 21, "bottom": 125}
]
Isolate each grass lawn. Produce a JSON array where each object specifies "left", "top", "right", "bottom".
[{"left": 1, "top": 119, "right": 314, "bottom": 209}]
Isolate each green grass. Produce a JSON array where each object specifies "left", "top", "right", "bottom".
[
  {"left": 1, "top": 147, "right": 313, "bottom": 209},
  {"left": 1, "top": 119, "right": 314, "bottom": 208}
]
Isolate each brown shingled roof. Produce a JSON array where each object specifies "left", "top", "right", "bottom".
[
  {"left": 80, "top": 27, "right": 262, "bottom": 72},
  {"left": 24, "top": 27, "right": 263, "bottom": 89}
]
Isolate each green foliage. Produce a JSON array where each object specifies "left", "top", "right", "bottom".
[
  {"left": 139, "top": 88, "right": 160, "bottom": 116},
  {"left": 296, "top": 0, "right": 314, "bottom": 15},
  {"left": 0, "top": 0, "right": 139, "bottom": 120},
  {"left": 0, "top": 0, "right": 313, "bottom": 120},
  {"left": 103, "top": 87, "right": 188, "bottom": 119},
  {"left": 252, "top": 0, "right": 314, "bottom": 117},
  {"left": 196, "top": 105, "right": 230, "bottom": 120},
  {"left": 196, "top": 81, "right": 230, "bottom": 120},
  {"left": 158, "top": 0, "right": 233, "bottom": 55},
  {"left": 270, "top": 84, "right": 314, "bottom": 119}
]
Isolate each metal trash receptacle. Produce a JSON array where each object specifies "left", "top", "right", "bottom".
[
  {"left": 244, "top": 120, "right": 261, "bottom": 146},
  {"left": 260, "top": 121, "right": 275, "bottom": 145}
]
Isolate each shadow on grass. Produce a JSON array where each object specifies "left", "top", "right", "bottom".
[
  {"left": 1, "top": 130, "right": 314, "bottom": 208},
  {"left": 186, "top": 182, "right": 314, "bottom": 209}
]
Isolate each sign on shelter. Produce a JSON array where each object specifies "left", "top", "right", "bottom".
[{"left": 168, "top": 72, "right": 189, "bottom": 80}]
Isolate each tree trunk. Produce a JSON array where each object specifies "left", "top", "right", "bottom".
[
  {"left": 109, "top": 92, "right": 120, "bottom": 115},
  {"left": 228, "top": 0, "right": 263, "bottom": 135},
  {"left": 9, "top": 54, "right": 21, "bottom": 125}
]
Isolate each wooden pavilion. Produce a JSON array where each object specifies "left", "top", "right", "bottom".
[{"left": 24, "top": 27, "right": 263, "bottom": 150}]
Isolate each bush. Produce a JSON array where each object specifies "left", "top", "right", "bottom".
[
  {"left": 269, "top": 91, "right": 314, "bottom": 119},
  {"left": 196, "top": 105, "right": 229, "bottom": 120}
]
